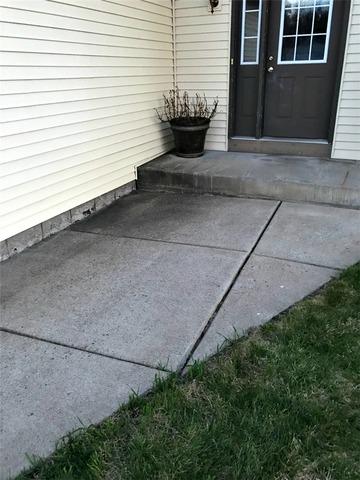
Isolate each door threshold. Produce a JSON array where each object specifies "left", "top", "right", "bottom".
[{"left": 229, "top": 137, "right": 331, "bottom": 157}]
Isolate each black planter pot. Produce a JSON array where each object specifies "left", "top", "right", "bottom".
[{"left": 170, "top": 119, "right": 210, "bottom": 158}]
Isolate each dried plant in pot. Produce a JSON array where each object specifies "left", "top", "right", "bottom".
[{"left": 156, "top": 88, "right": 218, "bottom": 158}]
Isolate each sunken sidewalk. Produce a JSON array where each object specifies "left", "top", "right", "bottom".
[{"left": 1, "top": 189, "right": 360, "bottom": 478}]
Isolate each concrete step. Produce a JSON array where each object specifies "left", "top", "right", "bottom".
[{"left": 138, "top": 151, "right": 360, "bottom": 208}]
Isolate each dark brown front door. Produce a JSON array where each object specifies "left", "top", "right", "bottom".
[
  {"left": 231, "top": 0, "right": 348, "bottom": 141},
  {"left": 263, "top": 0, "right": 347, "bottom": 139}
]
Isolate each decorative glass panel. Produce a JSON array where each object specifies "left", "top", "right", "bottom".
[
  {"left": 246, "top": 0, "right": 259, "bottom": 10},
  {"left": 285, "top": 0, "right": 299, "bottom": 7},
  {"left": 311, "top": 34, "right": 326, "bottom": 59},
  {"left": 298, "top": 8, "right": 313, "bottom": 34},
  {"left": 284, "top": 9, "right": 298, "bottom": 35},
  {"left": 300, "top": 0, "right": 314, "bottom": 6},
  {"left": 244, "top": 38, "right": 258, "bottom": 62},
  {"left": 279, "top": 0, "right": 333, "bottom": 63},
  {"left": 296, "top": 35, "right": 311, "bottom": 60},
  {"left": 282, "top": 37, "right": 296, "bottom": 61},
  {"left": 245, "top": 11, "right": 259, "bottom": 36},
  {"left": 314, "top": 7, "right": 329, "bottom": 33},
  {"left": 240, "top": 0, "right": 262, "bottom": 65}
]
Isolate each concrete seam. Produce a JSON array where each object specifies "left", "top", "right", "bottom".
[
  {"left": 0, "top": 327, "right": 170, "bottom": 374},
  {"left": 71, "top": 227, "right": 250, "bottom": 254},
  {"left": 138, "top": 183, "right": 360, "bottom": 210},
  {"left": 341, "top": 170, "right": 350, "bottom": 186},
  {"left": 253, "top": 253, "right": 343, "bottom": 272},
  {"left": 178, "top": 200, "right": 283, "bottom": 372}
]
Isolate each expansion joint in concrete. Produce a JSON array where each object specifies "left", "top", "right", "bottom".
[
  {"left": 0, "top": 327, "right": 169, "bottom": 374},
  {"left": 178, "top": 201, "right": 283, "bottom": 372},
  {"left": 253, "top": 253, "right": 343, "bottom": 272}
]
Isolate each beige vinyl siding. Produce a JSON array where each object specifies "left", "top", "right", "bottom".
[
  {"left": 175, "top": 0, "right": 231, "bottom": 151},
  {"left": 332, "top": 0, "right": 360, "bottom": 161},
  {"left": 0, "top": 0, "right": 174, "bottom": 241}
]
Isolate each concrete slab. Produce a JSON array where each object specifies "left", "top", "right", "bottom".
[
  {"left": 1, "top": 230, "right": 245, "bottom": 371},
  {"left": 138, "top": 152, "right": 360, "bottom": 208},
  {"left": 256, "top": 202, "right": 360, "bottom": 269},
  {"left": 243, "top": 154, "right": 348, "bottom": 186},
  {"left": 0, "top": 331, "right": 161, "bottom": 479},
  {"left": 344, "top": 166, "right": 360, "bottom": 190},
  {"left": 72, "top": 191, "right": 278, "bottom": 252},
  {"left": 192, "top": 255, "right": 337, "bottom": 362}
]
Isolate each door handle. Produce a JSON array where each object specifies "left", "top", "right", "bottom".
[{"left": 268, "top": 66, "right": 274, "bottom": 72}]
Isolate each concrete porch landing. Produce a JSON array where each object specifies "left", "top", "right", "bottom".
[
  {"left": 1, "top": 190, "right": 360, "bottom": 478},
  {"left": 138, "top": 151, "right": 360, "bottom": 208}
]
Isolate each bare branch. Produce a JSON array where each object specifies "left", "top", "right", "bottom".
[{"left": 154, "top": 87, "right": 218, "bottom": 124}]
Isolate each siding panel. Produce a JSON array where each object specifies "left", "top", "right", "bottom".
[
  {"left": 332, "top": 0, "right": 360, "bottom": 161},
  {"left": 0, "top": 22, "right": 172, "bottom": 50},
  {"left": 0, "top": 6, "right": 172, "bottom": 43},
  {"left": 0, "top": 0, "right": 174, "bottom": 241},
  {"left": 175, "top": 0, "right": 231, "bottom": 151}
]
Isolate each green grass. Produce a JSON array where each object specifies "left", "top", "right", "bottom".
[{"left": 17, "top": 263, "right": 360, "bottom": 480}]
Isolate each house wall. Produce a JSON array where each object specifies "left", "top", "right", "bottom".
[
  {"left": 1, "top": 0, "right": 358, "bottom": 247},
  {"left": 174, "top": 0, "right": 360, "bottom": 160},
  {"left": 174, "top": 0, "right": 231, "bottom": 151},
  {"left": 332, "top": 0, "right": 360, "bottom": 161},
  {"left": 0, "top": 0, "right": 174, "bottom": 242}
]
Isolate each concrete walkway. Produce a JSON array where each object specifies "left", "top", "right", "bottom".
[{"left": 1, "top": 191, "right": 360, "bottom": 478}]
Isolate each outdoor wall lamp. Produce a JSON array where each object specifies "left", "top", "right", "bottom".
[{"left": 209, "top": 0, "right": 219, "bottom": 14}]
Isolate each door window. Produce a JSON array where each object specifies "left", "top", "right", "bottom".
[
  {"left": 278, "top": 0, "right": 333, "bottom": 64},
  {"left": 240, "top": 0, "right": 262, "bottom": 64}
]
